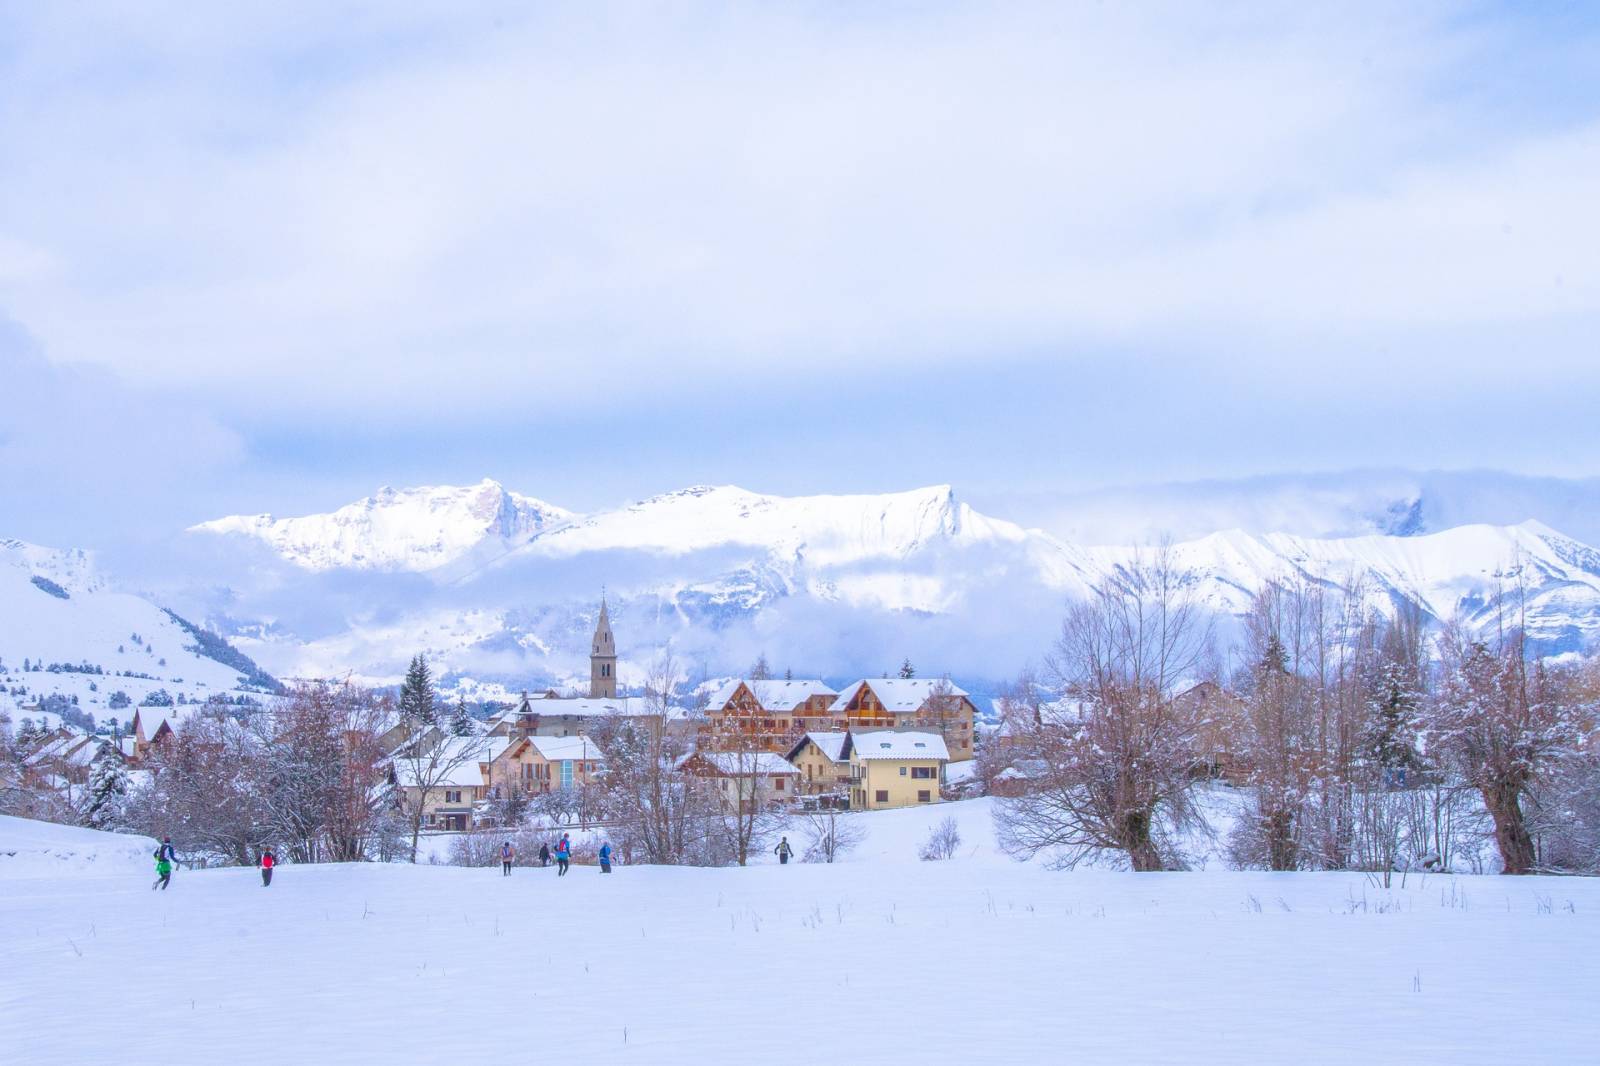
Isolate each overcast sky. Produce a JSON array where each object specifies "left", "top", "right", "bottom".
[{"left": 2, "top": 2, "right": 1598, "bottom": 547}]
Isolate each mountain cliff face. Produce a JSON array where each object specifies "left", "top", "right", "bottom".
[{"left": 173, "top": 480, "right": 1600, "bottom": 690}]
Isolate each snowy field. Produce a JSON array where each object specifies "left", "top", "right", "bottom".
[{"left": 4, "top": 803, "right": 1598, "bottom": 1065}]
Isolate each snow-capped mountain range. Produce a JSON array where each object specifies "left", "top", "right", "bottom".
[
  {"left": 5, "top": 477, "right": 1600, "bottom": 712},
  {"left": 190, "top": 479, "right": 571, "bottom": 572}
]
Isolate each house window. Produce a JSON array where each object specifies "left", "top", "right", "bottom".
[
  {"left": 875, "top": 790, "right": 888, "bottom": 804},
  {"left": 445, "top": 790, "right": 462, "bottom": 804},
  {"left": 911, "top": 767, "right": 934, "bottom": 780},
  {"left": 775, "top": 778, "right": 785, "bottom": 791},
  {"left": 560, "top": 761, "right": 573, "bottom": 789},
  {"left": 917, "top": 790, "right": 931, "bottom": 803},
  {"left": 899, "top": 766, "right": 907, "bottom": 776}
]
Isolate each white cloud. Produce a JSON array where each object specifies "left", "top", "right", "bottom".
[{"left": 0, "top": 2, "right": 1593, "bottom": 419}]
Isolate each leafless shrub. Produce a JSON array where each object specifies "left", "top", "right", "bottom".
[{"left": 919, "top": 816, "right": 961, "bottom": 861}]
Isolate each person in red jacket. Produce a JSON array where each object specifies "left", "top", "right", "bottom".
[{"left": 259, "top": 849, "right": 276, "bottom": 887}]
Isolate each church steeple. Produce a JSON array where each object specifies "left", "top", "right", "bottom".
[{"left": 589, "top": 594, "right": 617, "bottom": 698}]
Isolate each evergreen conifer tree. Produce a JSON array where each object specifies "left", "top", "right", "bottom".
[
  {"left": 450, "top": 696, "right": 473, "bottom": 737},
  {"left": 899, "top": 658, "right": 916, "bottom": 679},
  {"left": 84, "top": 746, "right": 129, "bottom": 829},
  {"left": 399, "top": 654, "right": 438, "bottom": 727}
]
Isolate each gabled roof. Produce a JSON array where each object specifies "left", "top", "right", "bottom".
[
  {"left": 831, "top": 678, "right": 970, "bottom": 714},
  {"left": 392, "top": 736, "right": 503, "bottom": 788},
  {"left": 524, "top": 735, "right": 602, "bottom": 762},
  {"left": 785, "top": 731, "right": 849, "bottom": 764},
  {"left": 678, "top": 751, "right": 800, "bottom": 777},
  {"left": 842, "top": 730, "right": 950, "bottom": 761},
  {"left": 709, "top": 679, "right": 839, "bottom": 712},
  {"left": 489, "top": 695, "right": 661, "bottom": 732}
]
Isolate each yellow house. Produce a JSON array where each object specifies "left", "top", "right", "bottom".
[
  {"left": 844, "top": 730, "right": 949, "bottom": 810},
  {"left": 783, "top": 732, "right": 851, "bottom": 800}
]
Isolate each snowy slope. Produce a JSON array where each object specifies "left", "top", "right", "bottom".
[
  {"left": 2, "top": 802, "right": 1597, "bottom": 1065},
  {"left": 0, "top": 539, "right": 277, "bottom": 715},
  {"left": 191, "top": 478, "right": 571, "bottom": 572},
  {"left": 0, "top": 815, "right": 157, "bottom": 880}
]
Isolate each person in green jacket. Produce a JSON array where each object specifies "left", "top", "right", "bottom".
[{"left": 152, "top": 854, "right": 173, "bottom": 891}]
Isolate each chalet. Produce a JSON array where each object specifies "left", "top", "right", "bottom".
[
  {"left": 830, "top": 679, "right": 976, "bottom": 761},
  {"left": 701, "top": 679, "right": 840, "bottom": 753},
  {"left": 678, "top": 750, "right": 801, "bottom": 812},
  {"left": 844, "top": 730, "right": 949, "bottom": 810},
  {"left": 22, "top": 730, "right": 114, "bottom": 788},
  {"left": 128, "top": 706, "right": 182, "bottom": 760},
  {"left": 784, "top": 731, "right": 851, "bottom": 802}
]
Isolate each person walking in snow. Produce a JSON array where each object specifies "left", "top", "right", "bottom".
[
  {"left": 151, "top": 836, "right": 177, "bottom": 890},
  {"left": 152, "top": 842, "right": 174, "bottom": 891},
  {"left": 259, "top": 849, "right": 276, "bottom": 887},
  {"left": 539, "top": 842, "right": 551, "bottom": 868},
  {"left": 500, "top": 841, "right": 515, "bottom": 876},
  {"left": 598, "top": 841, "right": 612, "bottom": 874},
  {"left": 554, "top": 834, "right": 571, "bottom": 876},
  {"left": 774, "top": 837, "right": 793, "bottom": 865}
]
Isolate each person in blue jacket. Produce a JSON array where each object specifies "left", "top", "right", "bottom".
[{"left": 598, "top": 841, "right": 613, "bottom": 874}]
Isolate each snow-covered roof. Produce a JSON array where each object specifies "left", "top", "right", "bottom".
[
  {"left": 831, "top": 678, "right": 969, "bottom": 714},
  {"left": 392, "top": 737, "right": 503, "bottom": 788},
  {"left": 524, "top": 735, "right": 602, "bottom": 762},
  {"left": 788, "top": 731, "right": 849, "bottom": 763},
  {"left": 24, "top": 733, "right": 111, "bottom": 769},
  {"left": 488, "top": 695, "right": 661, "bottom": 731},
  {"left": 681, "top": 751, "right": 800, "bottom": 776},
  {"left": 708, "top": 679, "right": 838, "bottom": 712},
  {"left": 844, "top": 730, "right": 950, "bottom": 761}
]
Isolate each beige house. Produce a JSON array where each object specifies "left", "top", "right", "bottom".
[
  {"left": 784, "top": 732, "right": 851, "bottom": 800},
  {"left": 392, "top": 736, "right": 505, "bottom": 832},
  {"left": 487, "top": 734, "right": 604, "bottom": 797},
  {"left": 830, "top": 679, "right": 977, "bottom": 761},
  {"left": 678, "top": 750, "right": 801, "bottom": 812},
  {"left": 845, "top": 730, "right": 949, "bottom": 810}
]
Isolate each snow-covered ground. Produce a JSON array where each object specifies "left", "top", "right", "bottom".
[
  {"left": 0, "top": 814, "right": 156, "bottom": 879},
  {"left": 3, "top": 801, "right": 1597, "bottom": 1065}
]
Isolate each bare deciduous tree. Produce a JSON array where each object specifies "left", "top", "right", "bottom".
[
  {"left": 1429, "top": 625, "right": 1581, "bottom": 874},
  {"left": 918, "top": 815, "right": 962, "bottom": 861},
  {"left": 996, "top": 548, "right": 1214, "bottom": 871},
  {"left": 798, "top": 807, "right": 866, "bottom": 863}
]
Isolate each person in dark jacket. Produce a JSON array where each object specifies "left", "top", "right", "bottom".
[
  {"left": 151, "top": 837, "right": 177, "bottom": 889},
  {"left": 259, "top": 849, "right": 276, "bottom": 887},
  {"left": 152, "top": 851, "right": 173, "bottom": 891},
  {"left": 539, "top": 842, "right": 551, "bottom": 868},
  {"left": 500, "top": 841, "right": 515, "bottom": 876},
  {"left": 598, "top": 841, "right": 612, "bottom": 874},
  {"left": 553, "top": 835, "right": 570, "bottom": 876},
  {"left": 774, "top": 837, "right": 793, "bottom": 865}
]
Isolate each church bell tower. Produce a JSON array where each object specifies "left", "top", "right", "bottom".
[{"left": 589, "top": 595, "right": 617, "bottom": 698}]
